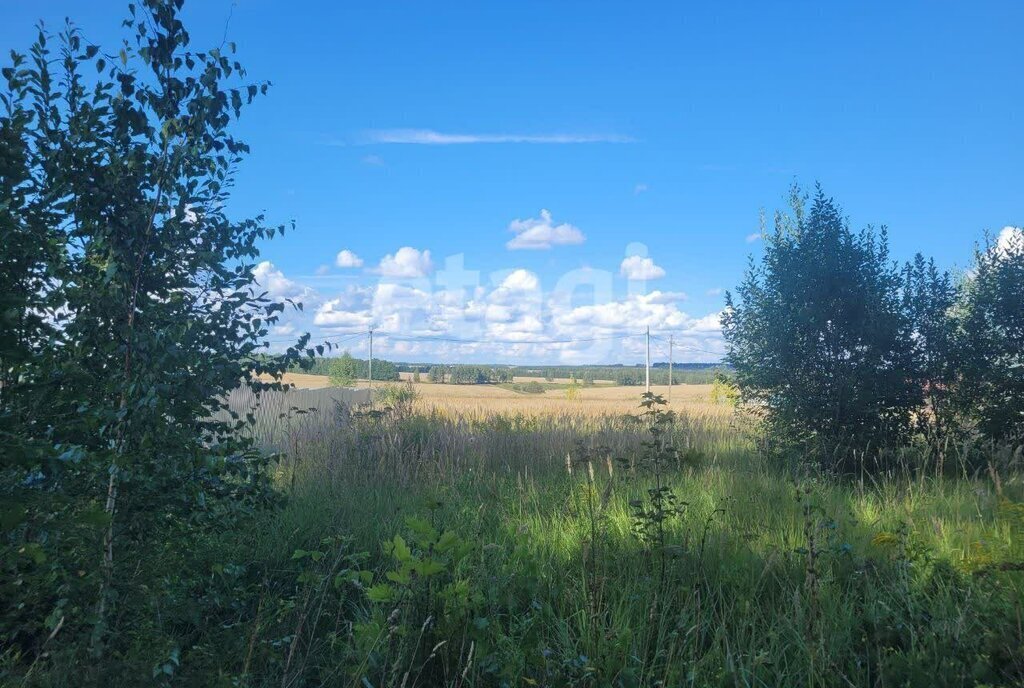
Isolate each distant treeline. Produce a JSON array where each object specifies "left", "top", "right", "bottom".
[
  {"left": 289, "top": 357, "right": 727, "bottom": 386},
  {"left": 397, "top": 363, "right": 727, "bottom": 385},
  {"left": 295, "top": 354, "right": 400, "bottom": 381},
  {"left": 425, "top": 365, "right": 513, "bottom": 384}
]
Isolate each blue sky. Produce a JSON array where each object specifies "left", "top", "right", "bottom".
[{"left": 3, "top": 1, "right": 1022, "bottom": 364}]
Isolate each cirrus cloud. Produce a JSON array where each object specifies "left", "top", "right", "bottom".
[{"left": 358, "top": 129, "right": 633, "bottom": 145}]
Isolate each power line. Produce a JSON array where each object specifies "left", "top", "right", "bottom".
[
  {"left": 263, "top": 330, "right": 368, "bottom": 347},
  {"left": 649, "top": 333, "right": 723, "bottom": 356}
]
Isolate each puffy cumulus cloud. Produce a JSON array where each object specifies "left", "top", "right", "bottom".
[
  {"left": 620, "top": 255, "right": 666, "bottom": 280},
  {"left": 313, "top": 300, "right": 373, "bottom": 329},
  {"left": 499, "top": 268, "right": 540, "bottom": 291},
  {"left": 373, "top": 283, "right": 433, "bottom": 312},
  {"left": 551, "top": 292, "right": 719, "bottom": 339},
  {"left": 554, "top": 292, "right": 689, "bottom": 332},
  {"left": 314, "top": 282, "right": 444, "bottom": 334},
  {"left": 506, "top": 210, "right": 585, "bottom": 250},
  {"left": 376, "top": 247, "right": 433, "bottom": 277},
  {"left": 335, "top": 249, "right": 364, "bottom": 268},
  {"left": 312, "top": 285, "right": 374, "bottom": 330},
  {"left": 995, "top": 226, "right": 1023, "bottom": 257},
  {"left": 305, "top": 273, "right": 724, "bottom": 363},
  {"left": 252, "top": 261, "right": 317, "bottom": 304},
  {"left": 486, "top": 315, "right": 547, "bottom": 342},
  {"left": 688, "top": 312, "right": 725, "bottom": 333}
]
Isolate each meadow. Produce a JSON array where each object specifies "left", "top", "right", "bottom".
[
  {"left": 3, "top": 5, "right": 1021, "bottom": 685},
  {"left": 205, "top": 377, "right": 1024, "bottom": 687}
]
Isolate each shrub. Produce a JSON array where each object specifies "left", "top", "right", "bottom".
[
  {"left": 723, "top": 185, "right": 920, "bottom": 468},
  {"left": 329, "top": 351, "right": 358, "bottom": 387}
]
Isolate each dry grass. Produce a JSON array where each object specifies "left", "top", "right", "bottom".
[{"left": 277, "top": 372, "right": 727, "bottom": 419}]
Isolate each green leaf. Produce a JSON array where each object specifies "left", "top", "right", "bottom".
[
  {"left": 366, "top": 583, "right": 394, "bottom": 602},
  {"left": 391, "top": 534, "right": 411, "bottom": 562},
  {"left": 405, "top": 515, "right": 436, "bottom": 543},
  {"left": 385, "top": 568, "right": 411, "bottom": 585},
  {"left": 435, "top": 530, "right": 460, "bottom": 553},
  {"left": 413, "top": 558, "right": 445, "bottom": 577},
  {"left": 21, "top": 543, "right": 47, "bottom": 565}
]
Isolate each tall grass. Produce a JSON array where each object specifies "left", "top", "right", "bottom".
[
  {"left": 22, "top": 392, "right": 1018, "bottom": 685},
  {"left": 240, "top": 395, "right": 1024, "bottom": 687}
]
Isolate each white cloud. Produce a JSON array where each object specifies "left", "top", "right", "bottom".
[
  {"left": 746, "top": 232, "right": 762, "bottom": 243},
  {"left": 620, "top": 255, "right": 666, "bottom": 280},
  {"left": 506, "top": 210, "right": 586, "bottom": 250},
  {"left": 315, "top": 264, "right": 331, "bottom": 275},
  {"left": 689, "top": 312, "right": 725, "bottom": 333},
  {"left": 373, "top": 283, "right": 432, "bottom": 310},
  {"left": 252, "top": 261, "right": 316, "bottom": 303},
  {"left": 300, "top": 267, "right": 724, "bottom": 363},
  {"left": 643, "top": 290, "right": 688, "bottom": 304},
  {"left": 272, "top": 323, "right": 296, "bottom": 336},
  {"left": 634, "top": 183, "right": 649, "bottom": 195},
  {"left": 499, "top": 269, "right": 540, "bottom": 291},
  {"left": 313, "top": 301, "right": 373, "bottom": 329},
  {"left": 335, "top": 249, "right": 364, "bottom": 268},
  {"left": 995, "top": 226, "right": 1023, "bottom": 257},
  {"left": 375, "top": 247, "right": 433, "bottom": 277},
  {"left": 551, "top": 291, "right": 699, "bottom": 332},
  {"left": 358, "top": 129, "right": 633, "bottom": 145}
]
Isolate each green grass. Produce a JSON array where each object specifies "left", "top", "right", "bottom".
[
  {"left": 15, "top": 402, "right": 1022, "bottom": 687},
  {"left": 239, "top": 404, "right": 1024, "bottom": 687}
]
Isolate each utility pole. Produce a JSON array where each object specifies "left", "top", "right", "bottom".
[
  {"left": 368, "top": 328, "right": 373, "bottom": 395},
  {"left": 668, "top": 334, "right": 673, "bottom": 404},
  {"left": 645, "top": 326, "right": 650, "bottom": 392}
]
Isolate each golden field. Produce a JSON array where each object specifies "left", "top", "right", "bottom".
[{"left": 277, "top": 372, "right": 725, "bottom": 419}]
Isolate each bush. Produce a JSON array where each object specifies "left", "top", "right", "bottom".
[
  {"left": 723, "top": 186, "right": 920, "bottom": 468},
  {"left": 373, "top": 383, "right": 419, "bottom": 414},
  {"left": 329, "top": 352, "right": 358, "bottom": 386}
]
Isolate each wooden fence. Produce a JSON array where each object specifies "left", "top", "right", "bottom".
[{"left": 213, "top": 385, "right": 371, "bottom": 452}]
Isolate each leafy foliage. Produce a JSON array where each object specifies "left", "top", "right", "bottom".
[
  {"left": 303, "top": 351, "right": 399, "bottom": 381},
  {"left": 956, "top": 230, "right": 1024, "bottom": 444},
  {"left": 0, "top": 0, "right": 315, "bottom": 672},
  {"left": 328, "top": 350, "right": 358, "bottom": 386},
  {"left": 723, "top": 186, "right": 920, "bottom": 468},
  {"left": 901, "top": 252, "right": 960, "bottom": 444}
]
